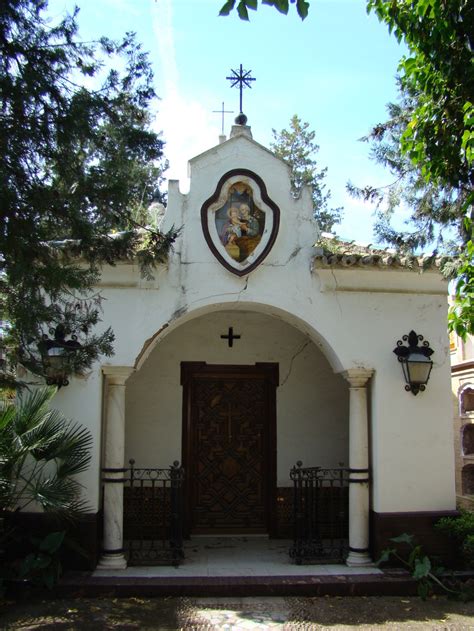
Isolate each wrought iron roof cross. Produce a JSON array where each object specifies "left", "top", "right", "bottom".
[{"left": 226, "top": 64, "right": 256, "bottom": 119}]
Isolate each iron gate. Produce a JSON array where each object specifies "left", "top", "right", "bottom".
[
  {"left": 289, "top": 461, "right": 349, "bottom": 564},
  {"left": 123, "top": 459, "right": 184, "bottom": 566}
]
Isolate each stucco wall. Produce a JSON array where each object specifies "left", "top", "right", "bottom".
[
  {"left": 53, "top": 370, "right": 103, "bottom": 511},
  {"left": 125, "top": 310, "right": 349, "bottom": 485}
]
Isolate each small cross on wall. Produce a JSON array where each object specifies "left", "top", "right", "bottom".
[{"left": 220, "top": 327, "right": 241, "bottom": 348}]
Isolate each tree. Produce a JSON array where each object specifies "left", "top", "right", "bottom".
[
  {"left": 0, "top": 386, "right": 92, "bottom": 516},
  {"left": 347, "top": 87, "right": 467, "bottom": 253},
  {"left": 0, "top": 0, "right": 178, "bottom": 386},
  {"left": 348, "top": 88, "right": 473, "bottom": 336},
  {"left": 366, "top": 0, "right": 473, "bottom": 191},
  {"left": 366, "top": 0, "right": 473, "bottom": 338},
  {"left": 221, "top": 0, "right": 473, "bottom": 336},
  {"left": 271, "top": 115, "right": 342, "bottom": 232}
]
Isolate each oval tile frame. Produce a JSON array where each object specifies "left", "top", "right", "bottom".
[{"left": 201, "top": 169, "right": 280, "bottom": 276}]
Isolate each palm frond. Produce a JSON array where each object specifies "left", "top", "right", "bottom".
[
  {"left": 0, "top": 387, "right": 92, "bottom": 517},
  {"left": 13, "top": 387, "right": 58, "bottom": 437},
  {"left": 0, "top": 402, "right": 16, "bottom": 431},
  {"left": 31, "top": 476, "right": 80, "bottom": 512}
]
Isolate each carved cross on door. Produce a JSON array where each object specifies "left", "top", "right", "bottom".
[{"left": 218, "top": 402, "right": 238, "bottom": 442}]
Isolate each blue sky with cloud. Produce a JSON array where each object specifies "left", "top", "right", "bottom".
[{"left": 47, "top": 0, "right": 408, "bottom": 243}]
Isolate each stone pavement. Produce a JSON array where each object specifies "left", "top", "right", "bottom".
[
  {"left": 94, "top": 537, "right": 382, "bottom": 579},
  {"left": 181, "top": 597, "right": 290, "bottom": 628},
  {"left": 139, "top": 595, "right": 474, "bottom": 629},
  {"left": 4, "top": 595, "right": 474, "bottom": 630}
]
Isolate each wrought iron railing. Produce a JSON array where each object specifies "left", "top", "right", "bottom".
[
  {"left": 123, "top": 460, "right": 185, "bottom": 566},
  {"left": 289, "top": 461, "right": 349, "bottom": 564}
]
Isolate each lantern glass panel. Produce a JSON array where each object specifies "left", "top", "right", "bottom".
[
  {"left": 406, "top": 352, "right": 433, "bottom": 385},
  {"left": 48, "top": 347, "right": 66, "bottom": 357},
  {"left": 44, "top": 355, "right": 64, "bottom": 380}
]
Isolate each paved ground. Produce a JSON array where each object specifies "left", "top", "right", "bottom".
[{"left": 2, "top": 595, "right": 474, "bottom": 630}]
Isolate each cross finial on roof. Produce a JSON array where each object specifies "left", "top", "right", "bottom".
[
  {"left": 226, "top": 64, "right": 256, "bottom": 125},
  {"left": 212, "top": 102, "right": 234, "bottom": 135}
]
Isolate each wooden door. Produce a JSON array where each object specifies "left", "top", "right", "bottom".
[{"left": 181, "top": 363, "right": 278, "bottom": 535}]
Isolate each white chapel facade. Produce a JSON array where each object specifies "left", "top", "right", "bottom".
[{"left": 55, "top": 122, "right": 456, "bottom": 570}]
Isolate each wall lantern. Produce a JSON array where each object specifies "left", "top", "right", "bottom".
[
  {"left": 38, "top": 324, "right": 82, "bottom": 388},
  {"left": 393, "top": 330, "right": 434, "bottom": 395}
]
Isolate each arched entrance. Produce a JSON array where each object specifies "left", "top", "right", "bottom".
[
  {"left": 98, "top": 307, "right": 374, "bottom": 569},
  {"left": 124, "top": 309, "right": 349, "bottom": 539}
]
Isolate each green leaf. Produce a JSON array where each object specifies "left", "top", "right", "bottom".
[
  {"left": 19, "top": 553, "right": 38, "bottom": 577},
  {"left": 263, "top": 0, "right": 289, "bottom": 14},
  {"left": 377, "top": 548, "right": 394, "bottom": 564},
  {"left": 402, "top": 57, "right": 418, "bottom": 73},
  {"left": 296, "top": 0, "right": 309, "bottom": 19},
  {"left": 390, "top": 533, "right": 414, "bottom": 545},
  {"left": 237, "top": 1, "right": 250, "bottom": 20},
  {"left": 219, "top": 0, "right": 236, "bottom": 15},
  {"left": 275, "top": 0, "right": 289, "bottom": 14},
  {"left": 413, "top": 556, "right": 431, "bottom": 579},
  {"left": 408, "top": 545, "right": 422, "bottom": 567},
  {"left": 417, "top": 580, "right": 430, "bottom": 600},
  {"left": 39, "top": 530, "right": 65, "bottom": 554},
  {"left": 245, "top": 0, "right": 258, "bottom": 8},
  {"left": 20, "top": 551, "right": 51, "bottom": 577}
]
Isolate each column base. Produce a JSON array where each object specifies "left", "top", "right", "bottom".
[
  {"left": 346, "top": 550, "right": 374, "bottom": 567},
  {"left": 97, "top": 552, "right": 127, "bottom": 570}
]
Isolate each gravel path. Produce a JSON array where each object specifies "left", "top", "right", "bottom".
[{"left": 1, "top": 595, "right": 474, "bottom": 629}]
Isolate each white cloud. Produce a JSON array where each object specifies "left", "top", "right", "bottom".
[
  {"left": 336, "top": 191, "right": 378, "bottom": 244},
  {"left": 151, "top": 0, "right": 219, "bottom": 191},
  {"left": 156, "top": 96, "right": 219, "bottom": 191}
]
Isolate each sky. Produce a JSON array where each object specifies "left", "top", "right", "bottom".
[{"left": 47, "top": 0, "right": 408, "bottom": 243}]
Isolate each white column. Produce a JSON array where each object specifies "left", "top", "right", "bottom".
[
  {"left": 343, "top": 368, "right": 374, "bottom": 567},
  {"left": 97, "top": 366, "right": 134, "bottom": 570}
]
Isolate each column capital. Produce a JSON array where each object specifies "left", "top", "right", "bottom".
[
  {"left": 342, "top": 368, "right": 374, "bottom": 388},
  {"left": 102, "top": 365, "right": 135, "bottom": 386}
]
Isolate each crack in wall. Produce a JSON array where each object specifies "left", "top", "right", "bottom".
[
  {"left": 180, "top": 275, "right": 250, "bottom": 312},
  {"left": 280, "top": 340, "right": 310, "bottom": 387},
  {"left": 237, "top": 276, "right": 249, "bottom": 302},
  {"left": 264, "top": 247, "right": 302, "bottom": 268},
  {"left": 330, "top": 267, "right": 343, "bottom": 316}
]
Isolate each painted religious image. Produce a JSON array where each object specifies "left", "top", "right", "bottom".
[
  {"left": 201, "top": 169, "right": 280, "bottom": 276},
  {"left": 215, "top": 183, "right": 265, "bottom": 263}
]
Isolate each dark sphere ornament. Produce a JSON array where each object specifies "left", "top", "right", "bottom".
[{"left": 235, "top": 112, "right": 248, "bottom": 125}]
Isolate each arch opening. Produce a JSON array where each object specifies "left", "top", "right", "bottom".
[
  {"left": 125, "top": 308, "right": 349, "bottom": 539},
  {"left": 460, "top": 386, "right": 474, "bottom": 416},
  {"left": 462, "top": 464, "right": 474, "bottom": 495}
]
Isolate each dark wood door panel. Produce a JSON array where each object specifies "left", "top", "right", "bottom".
[
  {"left": 181, "top": 363, "right": 278, "bottom": 535},
  {"left": 193, "top": 377, "right": 266, "bottom": 532}
]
